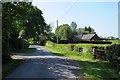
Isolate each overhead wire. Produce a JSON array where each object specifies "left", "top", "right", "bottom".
[{"left": 58, "top": 0, "right": 79, "bottom": 21}]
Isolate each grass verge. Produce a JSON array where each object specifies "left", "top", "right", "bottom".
[
  {"left": 2, "top": 59, "right": 24, "bottom": 78},
  {"left": 44, "top": 46, "right": 119, "bottom": 80},
  {"left": 2, "top": 48, "right": 36, "bottom": 78}
]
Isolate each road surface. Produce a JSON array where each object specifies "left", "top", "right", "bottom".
[{"left": 6, "top": 45, "right": 83, "bottom": 79}]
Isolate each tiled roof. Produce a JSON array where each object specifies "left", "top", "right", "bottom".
[
  {"left": 73, "top": 34, "right": 97, "bottom": 40},
  {"left": 82, "top": 34, "right": 96, "bottom": 40}
]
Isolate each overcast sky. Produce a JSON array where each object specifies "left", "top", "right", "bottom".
[{"left": 32, "top": 0, "right": 119, "bottom": 38}]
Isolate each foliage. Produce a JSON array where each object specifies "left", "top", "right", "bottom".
[
  {"left": 51, "top": 40, "right": 112, "bottom": 44},
  {"left": 70, "top": 21, "right": 77, "bottom": 35},
  {"left": 77, "top": 26, "right": 95, "bottom": 35},
  {"left": 55, "top": 24, "right": 72, "bottom": 40},
  {"left": 45, "top": 41, "right": 109, "bottom": 54},
  {"left": 45, "top": 41, "right": 119, "bottom": 79},
  {"left": 25, "top": 5, "right": 48, "bottom": 40},
  {"left": 2, "top": 2, "right": 48, "bottom": 43},
  {"left": 70, "top": 21, "right": 77, "bottom": 31},
  {"left": 2, "top": 2, "right": 48, "bottom": 63},
  {"left": 46, "top": 24, "right": 53, "bottom": 40},
  {"left": 13, "top": 39, "right": 29, "bottom": 50},
  {"left": 27, "top": 38, "right": 34, "bottom": 44}
]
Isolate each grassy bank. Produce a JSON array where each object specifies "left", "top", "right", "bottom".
[{"left": 44, "top": 41, "right": 119, "bottom": 80}]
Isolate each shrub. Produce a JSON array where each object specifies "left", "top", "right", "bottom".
[
  {"left": 28, "top": 38, "right": 34, "bottom": 44},
  {"left": 46, "top": 41, "right": 55, "bottom": 47}
]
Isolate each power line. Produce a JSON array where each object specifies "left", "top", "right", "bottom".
[{"left": 58, "top": 0, "right": 79, "bottom": 21}]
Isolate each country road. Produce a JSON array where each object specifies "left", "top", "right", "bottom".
[{"left": 6, "top": 45, "right": 83, "bottom": 79}]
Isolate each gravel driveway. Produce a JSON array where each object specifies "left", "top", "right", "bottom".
[{"left": 6, "top": 45, "right": 83, "bottom": 79}]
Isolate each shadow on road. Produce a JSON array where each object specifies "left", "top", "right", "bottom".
[{"left": 5, "top": 45, "right": 83, "bottom": 79}]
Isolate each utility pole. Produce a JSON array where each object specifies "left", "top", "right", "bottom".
[{"left": 57, "top": 20, "right": 58, "bottom": 44}]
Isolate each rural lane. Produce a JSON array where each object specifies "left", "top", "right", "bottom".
[{"left": 6, "top": 45, "right": 83, "bottom": 79}]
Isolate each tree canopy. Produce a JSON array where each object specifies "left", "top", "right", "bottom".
[
  {"left": 77, "top": 26, "right": 95, "bottom": 35},
  {"left": 70, "top": 21, "right": 77, "bottom": 31},
  {"left": 2, "top": 2, "right": 49, "bottom": 63},
  {"left": 55, "top": 24, "right": 72, "bottom": 40}
]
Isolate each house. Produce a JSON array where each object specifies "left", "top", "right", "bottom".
[{"left": 73, "top": 34, "right": 100, "bottom": 41}]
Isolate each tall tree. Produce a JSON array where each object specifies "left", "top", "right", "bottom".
[
  {"left": 70, "top": 21, "right": 77, "bottom": 35},
  {"left": 55, "top": 24, "right": 72, "bottom": 40},
  {"left": 77, "top": 26, "right": 95, "bottom": 34},
  {"left": 2, "top": 2, "right": 49, "bottom": 63},
  {"left": 71, "top": 21, "right": 77, "bottom": 31}
]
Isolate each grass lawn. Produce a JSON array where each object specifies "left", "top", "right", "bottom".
[
  {"left": 105, "top": 40, "right": 120, "bottom": 44},
  {"left": 44, "top": 46, "right": 119, "bottom": 80}
]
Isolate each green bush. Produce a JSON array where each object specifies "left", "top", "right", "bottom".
[
  {"left": 46, "top": 41, "right": 55, "bottom": 47},
  {"left": 28, "top": 38, "right": 34, "bottom": 44}
]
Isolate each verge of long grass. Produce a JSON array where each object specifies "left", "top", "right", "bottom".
[{"left": 44, "top": 45, "right": 119, "bottom": 79}]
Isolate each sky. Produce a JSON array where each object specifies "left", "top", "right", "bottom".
[{"left": 32, "top": 0, "right": 119, "bottom": 38}]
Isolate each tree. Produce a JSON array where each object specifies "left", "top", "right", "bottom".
[
  {"left": 88, "top": 26, "right": 91, "bottom": 33},
  {"left": 2, "top": 2, "right": 49, "bottom": 63},
  {"left": 71, "top": 21, "right": 77, "bottom": 31},
  {"left": 70, "top": 21, "right": 77, "bottom": 35},
  {"left": 46, "top": 22, "right": 58, "bottom": 41},
  {"left": 88, "top": 26, "right": 95, "bottom": 34},
  {"left": 55, "top": 24, "right": 72, "bottom": 40},
  {"left": 77, "top": 28, "right": 84, "bottom": 35},
  {"left": 24, "top": 6, "right": 48, "bottom": 41},
  {"left": 77, "top": 26, "right": 95, "bottom": 34}
]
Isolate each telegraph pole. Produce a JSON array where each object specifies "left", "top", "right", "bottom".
[{"left": 57, "top": 20, "right": 58, "bottom": 44}]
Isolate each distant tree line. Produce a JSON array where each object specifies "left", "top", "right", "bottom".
[
  {"left": 49, "top": 21, "right": 119, "bottom": 41},
  {"left": 49, "top": 21, "right": 96, "bottom": 41}
]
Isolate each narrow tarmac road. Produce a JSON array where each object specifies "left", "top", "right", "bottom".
[{"left": 6, "top": 45, "right": 82, "bottom": 79}]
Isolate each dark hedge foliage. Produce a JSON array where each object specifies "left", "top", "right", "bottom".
[
  {"left": 10, "top": 38, "right": 29, "bottom": 50},
  {"left": 51, "top": 40, "right": 112, "bottom": 44}
]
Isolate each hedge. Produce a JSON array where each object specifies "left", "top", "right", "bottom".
[
  {"left": 46, "top": 41, "right": 93, "bottom": 54},
  {"left": 51, "top": 40, "right": 112, "bottom": 44},
  {"left": 10, "top": 38, "right": 29, "bottom": 50},
  {"left": 46, "top": 41, "right": 120, "bottom": 62}
]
